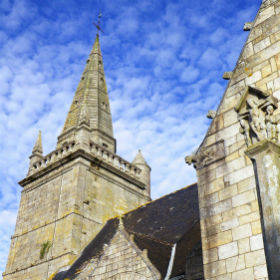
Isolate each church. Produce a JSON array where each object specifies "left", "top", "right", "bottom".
[{"left": 3, "top": 0, "right": 280, "bottom": 279}]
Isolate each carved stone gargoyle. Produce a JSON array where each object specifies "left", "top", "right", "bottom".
[
  {"left": 235, "top": 86, "right": 278, "bottom": 147},
  {"left": 185, "top": 140, "right": 225, "bottom": 169}
]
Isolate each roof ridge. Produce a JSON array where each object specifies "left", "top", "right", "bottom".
[
  {"left": 120, "top": 182, "right": 197, "bottom": 216},
  {"left": 126, "top": 229, "right": 173, "bottom": 247}
]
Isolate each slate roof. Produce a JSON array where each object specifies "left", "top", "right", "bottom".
[{"left": 54, "top": 183, "right": 202, "bottom": 279}]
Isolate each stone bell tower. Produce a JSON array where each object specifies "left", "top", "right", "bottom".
[
  {"left": 3, "top": 34, "right": 151, "bottom": 280},
  {"left": 186, "top": 0, "right": 280, "bottom": 279}
]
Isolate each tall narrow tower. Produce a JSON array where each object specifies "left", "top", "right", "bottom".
[{"left": 3, "top": 34, "right": 151, "bottom": 280}]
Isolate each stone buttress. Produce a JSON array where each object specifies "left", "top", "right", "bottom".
[
  {"left": 3, "top": 34, "right": 151, "bottom": 280},
  {"left": 187, "top": 0, "right": 280, "bottom": 279}
]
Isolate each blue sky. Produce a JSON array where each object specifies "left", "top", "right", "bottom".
[{"left": 0, "top": 0, "right": 260, "bottom": 276}]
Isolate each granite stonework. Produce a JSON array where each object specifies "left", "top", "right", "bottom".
[
  {"left": 246, "top": 140, "right": 280, "bottom": 279},
  {"left": 74, "top": 229, "right": 161, "bottom": 280},
  {"left": 52, "top": 184, "right": 203, "bottom": 280},
  {"left": 3, "top": 35, "right": 151, "bottom": 280},
  {"left": 4, "top": 0, "right": 280, "bottom": 279},
  {"left": 187, "top": 0, "right": 280, "bottom": 279}
]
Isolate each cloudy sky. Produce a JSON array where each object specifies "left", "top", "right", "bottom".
[{"left": 0, "top": 0, "right": 260, "bottom": 276}]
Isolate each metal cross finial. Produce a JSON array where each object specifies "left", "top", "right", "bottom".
[{"left": 93, "top": 12, "right": 104, "bottom": 36}]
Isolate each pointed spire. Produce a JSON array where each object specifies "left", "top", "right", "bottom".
[
  {"left": 132, "top": 149, "right": 151, "bottom": 195},
  {"left": 132, "top": 150, "right": 148, "bottom": 166},
  {"left": 32, "top": 130, "right": 43, "bottom": 155},
  {"left": 58, "top": 32, "right": 116, "bottom": 152},
  {"left": 28, "top": 130, "right": 43, "bottom": 176}
]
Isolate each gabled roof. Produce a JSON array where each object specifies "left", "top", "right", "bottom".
[
  {"left": 53, "top": 183, "right": 202, "bottom": 279},
  {"left": 123, "top": 183, "right": 200, "bottom": 244}
]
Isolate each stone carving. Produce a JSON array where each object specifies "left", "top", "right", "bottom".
[
  {"left": 207, "top": 110, "right": 216, "bottom": 119},
  {"left": 185, "top": 140, "right": 225, "bottom": 169},
  {"left": 223, "top": 72, "right": 233, "bottom": 80},
  {"left": 239, "top": 119, "right": 251, "bottom": 147},
  {"left": 235, "top": 86, "right": 279, "bottom": 147},
  {"left": 243, "top": 22, "right": 253, "bottom": 31}
]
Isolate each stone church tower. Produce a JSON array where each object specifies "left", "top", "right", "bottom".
[
  {"left": 3, "top": 34, "right": 151, "bottom": 280},
  {"left": 187, "top": 0, "right": 280, "bottom": 279}
]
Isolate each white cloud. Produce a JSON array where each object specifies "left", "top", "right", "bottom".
[
  {"left": 209, "top": 28, "right": 228, "bottom": 44},
  {"left": 180, "top": 66, "right": 200, "bottom": 83},
  {"left": 199, "top": 48, "right": 220, "bottom": 67},
  {"left": 0, "top": 0, "right": 260, "bottom": 277}
]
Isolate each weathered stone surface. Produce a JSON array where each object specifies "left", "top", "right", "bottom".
[
  {"left": 232, "top": 267, "right": 254, "bottom": 280},
  {"left": 238, "top": 238, "right": 250, "bottom": 254},
  {"left": 223, "top": 72, "right": 233, "bottom": 80},
  {"left": 218, "top": 242, "right": 238, "bottom": 260},
  {"left": 245, "top": 249, "right": 266, "bottom": 267},
  {"left": 250, "top": 234, "right": 264, "bottom": 251},
  {"left": 225, "top": 255, "right": 245, "bottom": 273},
  {"left": 75, "top": 230, "right": 160, "bottom": 280},
  {"left": 187, "top": 1, "right": 280, "bottom": 279},
  {"left": 245, "top": 140, "right": 280, "bottom": 278},
  {"left": 243, "top": 22, "right": 253, "bottom": 31},
  {"left": 3, "top": 34, "right": 151, "bottom": 280}
]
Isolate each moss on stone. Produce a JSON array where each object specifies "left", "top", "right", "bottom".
[{"left": 40, "top": 241, "right": 52, "bottom": 259}]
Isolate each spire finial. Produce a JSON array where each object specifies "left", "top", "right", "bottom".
[
  {"left": 32, "top": 130, "right": 43, "bottom": 155},
  {"left": 133, "top": 149, "right": 148, "bottom": 166},
  {"left": 93, "top": 12, "right": 104, "bottom": 37},
  {"left": 58, "top": 13, "right": 116, "bottom": 153}
]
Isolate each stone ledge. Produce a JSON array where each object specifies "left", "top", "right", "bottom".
[
  {"left": 2, "top": 251, "right": 77, "bottom": 277},
  {"left": 19, "top": 149, "right": 146, "bottom": 190},
  {"left": 245, "top": 139, "right": 280, "bottom": 158}
]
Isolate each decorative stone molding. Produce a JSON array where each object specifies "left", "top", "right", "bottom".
[
  {"left": 235, "top": 86, "right": 279, "bottom": 147},
  {"left": 185, "top": 140, "right": 225, "bottom": 169},
  {"left": 23, "top": 141, "right": 144, "bottom": 189}
]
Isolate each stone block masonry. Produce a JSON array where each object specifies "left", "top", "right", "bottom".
[
  {"left": 188, "top": 0, "right": 280, "bottom": 279},
  {"left": 75, "top": 230, "right": 160, "bottom": 280},
  {"left": 3, "top": 154, "right": 149, "bottom": 279},
  {"left": 3, "top": 34, "right": 151, "bottom": 280}
]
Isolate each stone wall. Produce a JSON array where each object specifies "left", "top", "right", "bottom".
[
  {"left": 3, "top": 155, "right": 149, "bottom": 280},
  {"left": 75, "top": 229, "right": 160, "bottom": 280},
  {"left": 195, "top": 1, "right": 280, "bottom": 279}
]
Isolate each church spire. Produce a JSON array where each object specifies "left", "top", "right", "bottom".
[
  {"left": 58, "top": 30, "right": 116, "bottom": 152},
  {"left": 28, "top": 130, "right": 43, "bottom": 175},
  {"left": 32, "top": 130, "right": 43, "bottom": 155}
]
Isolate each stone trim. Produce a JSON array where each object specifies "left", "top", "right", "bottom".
[
  {"left": 22, "top": 165, "right": 73, "bottom": 193},
  {"left": 125, "top": 229, "right": 173, "bottom": 247},
  {"left": 19, "top": 149, "right": 145, "bottom": 190},
  {"left": 245, "top": 139, "right": 280, "bottom": 156},
  {"left": 2, "top": 251, "right": 77, "bottom": 277}
]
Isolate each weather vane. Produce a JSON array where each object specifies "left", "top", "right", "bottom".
[{"left": 93, "top": 12, "right": 104, "bottom": 36}]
